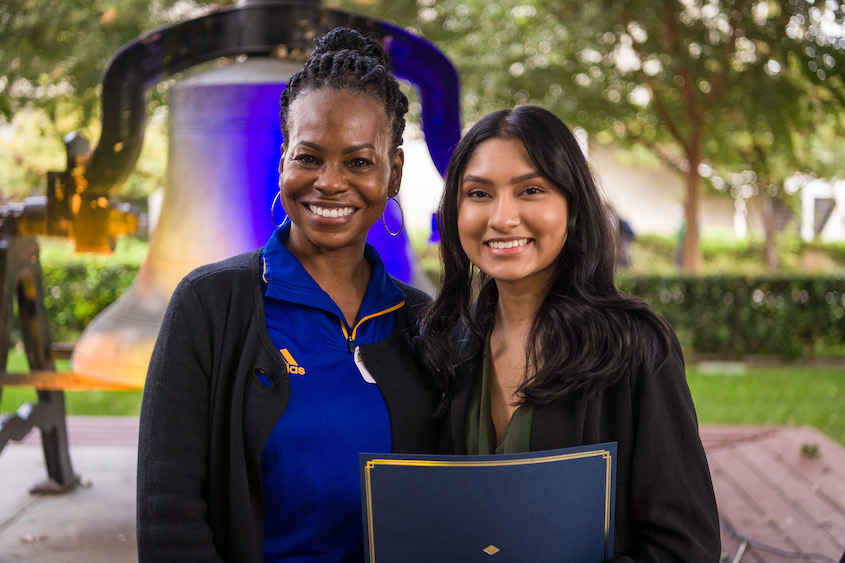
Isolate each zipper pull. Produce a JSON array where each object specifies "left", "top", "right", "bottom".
[{"left": 340, "top": 319, "right": 356, "bottom": 353}]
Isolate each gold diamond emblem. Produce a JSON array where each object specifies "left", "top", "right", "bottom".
[{"left": 483, "top": 545, "right": 501, "bottom": 555}]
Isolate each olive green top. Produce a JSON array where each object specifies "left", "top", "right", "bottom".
[{"left": 465, "top": 333, "right": 534, "bottom": 455}]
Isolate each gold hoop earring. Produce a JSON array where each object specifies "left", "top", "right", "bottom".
[
  {"left": 271, "top": 191, "right": 288, "bottom": 228},
  {"left": 382, "top": 195, "right": 404, "bottom": 237}
]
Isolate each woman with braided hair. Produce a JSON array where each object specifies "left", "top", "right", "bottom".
[{"left": 137, "top": 27, "right": 439, "bottom": 561}]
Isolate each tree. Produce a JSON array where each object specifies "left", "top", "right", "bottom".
[
  {"left": 5, "top": 0, "right": 845, "bottom": 251},
  {"left": 698, "top": 1, "right": 845, "bottom": 270},
  {"left": 703, "top": 113, "right": 845, "bottom": 271},
  {"left": 0, "top": 0, "right": 225, "bottom": 126},
  {"left": 333, "top": 0, "right": 845, "bottom": 272},
  {"left": 0, "top": 0, "right": 222, "bottom": 198}
]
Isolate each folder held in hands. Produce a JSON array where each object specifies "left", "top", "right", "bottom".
[{"left": 360, "top": 442, "right": 617, "bottom": 562}]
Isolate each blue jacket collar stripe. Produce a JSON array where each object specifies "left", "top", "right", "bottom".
[{"left": 262, "top": 222, "right": 406, "bottom": 329}]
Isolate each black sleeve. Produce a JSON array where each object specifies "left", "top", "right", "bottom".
[
  {"left": 136, "top": 278, "right": 223, "bottom": 562},
  {"left": 614, "top": 336, "right": 721, "bottom": 562}
]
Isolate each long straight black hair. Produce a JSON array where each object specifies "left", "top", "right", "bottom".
[{"left": 418, "top": 106, "right": 673, "bottom": 407}]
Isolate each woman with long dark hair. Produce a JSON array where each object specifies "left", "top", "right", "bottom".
[{"left": 419, "top": 105, "right": 720, "bottom": 560}]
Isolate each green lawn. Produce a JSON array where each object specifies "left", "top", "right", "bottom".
[
  {"left": 687, "top": 365, "right": 845, "bottom": 445},
  {"left": 0, "top": 386, "right": 144, "bottom": 416},
  {"left": 0, "top": 351, "right": 143, "bottom": 416},
  {"left": 2, "top": 354, "right": 843, "bottom": 446}
]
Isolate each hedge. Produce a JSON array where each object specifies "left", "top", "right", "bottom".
[
  {"left": 617, "top": 274, "right": 845, "bottom": 360},
  {"left": 37, "top": 238, "right": 144, "bottom": 345},
  {"left": 21, "top": 238, "right": 845, "bottom": 361}
]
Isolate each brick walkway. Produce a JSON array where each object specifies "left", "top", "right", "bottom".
[
  {"left": 2, "top": 418, "right": 844, "bottom": 561},
  {"left": 702, "top": 425, "right": 845, "bottom": 562}
]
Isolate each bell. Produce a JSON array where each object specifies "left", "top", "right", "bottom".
[
  {"left": 70, "top": 55, "right": 431, "bottom": 388},
  {"left": 70, "top": 58, "right": 302, "bottom": 387}
]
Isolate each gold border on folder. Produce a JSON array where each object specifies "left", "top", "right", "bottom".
[{"left": 363, "top": 449, "right": 614, "bottom": 562}]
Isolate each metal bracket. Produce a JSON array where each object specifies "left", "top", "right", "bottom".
[{"left": 0, "top": 221, "right": 80, "bottom": 493}]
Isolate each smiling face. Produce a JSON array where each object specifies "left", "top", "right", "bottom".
[
  {"left": 457, "top": 138, "right": 569, "bottom": 290},
  {"left": 279, "top": 88, "right": 403, "bottom": 259}
]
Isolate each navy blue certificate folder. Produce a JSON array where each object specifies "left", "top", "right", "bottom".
[{"left": 360, "top": 442, "right": 617, "bottom": 562}]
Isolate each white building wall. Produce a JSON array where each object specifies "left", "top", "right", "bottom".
[
  {"left": 801, "top": 179, "right": 845, "bottom": 242},
  {"left": 590, "top": 144, "right": 744, "bottom": 237},
  {"left": 396, "top": 135, "right": 844, "bottom": 243}
]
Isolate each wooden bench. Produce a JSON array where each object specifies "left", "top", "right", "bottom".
[
  {"left": 0, "top": 231, "right": 140, "bottom": 493},
  {"left": 0, "top": 343, "right": 142, "bottom": 494}
]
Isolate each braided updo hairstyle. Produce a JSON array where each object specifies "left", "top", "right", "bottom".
[{"left": 279, "top": 27, "right": 409, "bottom": 151}]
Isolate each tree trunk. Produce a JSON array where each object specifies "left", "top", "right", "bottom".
[
  {"left": 761, "top": 195, "right": 780, "bottom": 271},
  {"left": 681, "top": 168, "right": 702, "bottom": 273}
]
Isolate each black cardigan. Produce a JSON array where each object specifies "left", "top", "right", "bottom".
[
  {"left": 136, "top": 249, "right": 439, "bottom": 562},
  {"left": 442, "top": 332, "right": 721, "bottom": 562}
]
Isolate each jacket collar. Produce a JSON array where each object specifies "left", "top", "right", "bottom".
[{"left": 260, "top": 222, "right": 405, "bottom": 320}]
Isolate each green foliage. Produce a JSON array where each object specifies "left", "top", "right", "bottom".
[
  {"left": 630, "top": 233, "right": 677, "bottom": 255},
  {"left": 0, "top": 110, "right": 67, "bottom": 199},
  {"left": 617, "top": 234, "right": 845, "bottom": 360},
  {"left": 617, "top": 274, "right": 845, "bottom": 360},
  {"left": 801, "top": 442, "right": 821, "bottom": 459},
  {"left": 5, "top": 0, "right": 845, "bottom": 270},
  {"left": 38, "top": 236, "right": 145, "bottom": 343},
  {"left": 623, "top": 230, "right": 844, "bottom": 277},
  {"left": 805, "top": 240, "right": 845, "bottom": 265},
  {"left": 332, "top": 0, "right": 845, "bottom": 271},
  {"left": 334, "top": 0, "right": 845, "bottom": 163},
  {"left": 408, "top": 229, "right": 443, "bottom": 287},
  {"left": 418, "top": 230, "right": 845, "bottom": 360},
  {"left": 0, "top": 0, "right": 227, "bottom": 126},
  {"left": 698, "top": 227, "right": 755, "bottom": 260},
  {"left": 0, "top": 1, "right": 217, "bottom": 200},
  {"left": 0, "top": 95, "right": 170, "bottom": 201}
]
